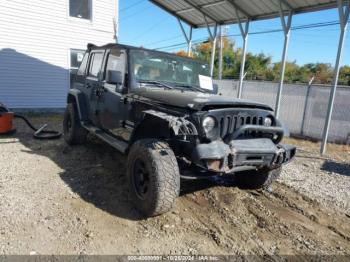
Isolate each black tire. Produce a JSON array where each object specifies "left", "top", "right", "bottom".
[
  {"left": 234, "top": 167, "right": 282, "bottom": 189},
  {"left": 127, "top": 139, "right": 180, "bottom": 217},
  {"left": 63, "top": 103, "right": 88, "bottom": 145}
]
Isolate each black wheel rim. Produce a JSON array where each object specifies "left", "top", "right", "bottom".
[{"left": 133, "top": 158, "right": 150, "bottom": 199}]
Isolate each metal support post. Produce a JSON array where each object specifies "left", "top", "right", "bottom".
[
  {"left": 187, "top": 27, "right": 193, "bottom": 56},
  {"left": 218, "top": 26, "right": 224, "bottom": 80},
  {"left": 321, "top": 0, "right": 350, "bottom": 155},
  {"left": 204, "top": 18, "right": 218, "bottom": 77},
  {"left": 178, "top": 18, "right": 193, "bottom": 57},
  {"left": 210, "top": 32, "right": 217, "bottom": 77},
  {"left": 301, "top": 76, "right": 315, "bottom": 135},
  {"left": 275, "top": 2, "right": 293, "bottom": 118},
  {"left": 234, "top": 8, "right": 249, "bottom": 99},
  {"left": 237, "top": 24, "right": 249, "bottom": 98}
]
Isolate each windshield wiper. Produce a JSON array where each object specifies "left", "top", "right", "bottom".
[
  {"left": 138, "top": 80, "right": 174, "bottom": 90},
  {"left": 174, "top": 84, "right": 210, "bottom": 93}
]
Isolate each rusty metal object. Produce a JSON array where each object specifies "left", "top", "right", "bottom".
[{"left": 0, "top": 112, "right": 14, "bottom": 134}]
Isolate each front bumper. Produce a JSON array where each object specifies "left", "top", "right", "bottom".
[{"left": 192, "top": 138, "right": 296, "bottom": 174}]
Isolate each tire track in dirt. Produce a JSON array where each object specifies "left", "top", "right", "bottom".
[
  {"left": 180, "top": 190, "right": 270, "bottom": 255},
  {"left": 177, "top": 181, "right": 350, "bottom": 255}
]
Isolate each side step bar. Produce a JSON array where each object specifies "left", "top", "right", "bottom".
[{"left": 82, "top": 123, "right": 128, "bottom": 154}]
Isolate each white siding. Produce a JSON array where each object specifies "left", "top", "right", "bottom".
[{"left": 0, "top": 0, "right": 118, "bottom": 109}]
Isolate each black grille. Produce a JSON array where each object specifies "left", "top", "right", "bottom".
[{"left": 219, "top": 115, "right": 264, "bottom": 138}]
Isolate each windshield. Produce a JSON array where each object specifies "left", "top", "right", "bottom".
[{"left": 130, "top": 49, "right": 210, "bottom": 88}]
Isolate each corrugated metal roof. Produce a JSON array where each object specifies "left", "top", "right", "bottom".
[{"left": 150, "top": 0, "right": 338, "bottom": 28}]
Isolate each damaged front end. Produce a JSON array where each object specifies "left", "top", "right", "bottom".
[
  {"left": 142, "top": 109, "right": 296, "bottom": 176},
  {"left": 190, "top": 108, "right": 296, "bottom": 175},
  {"left": 143, "top": 110, "right": 198, "bottom": 137},
  {"left": 192, "top": 137, "right": 296, "bottom": 174}
]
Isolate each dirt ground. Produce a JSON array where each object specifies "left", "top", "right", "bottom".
[{"left": 0, "top": 114, "right": 349, "bottom": 256}]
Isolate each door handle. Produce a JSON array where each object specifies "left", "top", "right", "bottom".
[{"left": 95, "top": 86, "right": 106, "bottom": 97}]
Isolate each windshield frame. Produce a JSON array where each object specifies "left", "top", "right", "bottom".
[{"left": 128, "top": 48, "right": 211, "bottom": 92}]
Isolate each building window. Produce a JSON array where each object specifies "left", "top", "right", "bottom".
[
  {"left": 70, "top": 49, "right": 86, "bottom": 87},
  {"left": 71, "top": 49, "right": 86, "bottom": 69},
  {"left": 69, "top": 0, "right": 92, "bottom": 20}
]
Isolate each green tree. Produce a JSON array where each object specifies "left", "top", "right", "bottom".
[
  {"left": 299, "top": 63, "right": 333, "bottom": 84},
  {"left": 339, "top": 66, "right": 350, "bottom": 86},
  {"left": 192, "top": 37, "right": 241, "bottom": 78},
  {"left": 272, "top": 61, "right": 307, "bottom": 83},
  {"left": 175, "top": 37, "right": 349, "bottom": 86},
  {"left": 245, "top": 53, "right": 272, "bottom": 80}
]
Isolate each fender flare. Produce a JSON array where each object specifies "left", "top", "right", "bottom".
[{"left": 67, "top": 89, "right": 88, "bottom": 122}]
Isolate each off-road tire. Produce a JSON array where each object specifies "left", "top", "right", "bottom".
[
  {"left": 127, "top": 139, "right": 180, "bottom": 217},
  {"left": 63, "top": 103, "right": 88, "bottom": 145},
  {"left": 234, "top": 167, "right": 282, "bottom": 189}
]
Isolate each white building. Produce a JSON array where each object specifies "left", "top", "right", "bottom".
[{"left": 0, "top": 0, "right": 118, "bottom": 109}]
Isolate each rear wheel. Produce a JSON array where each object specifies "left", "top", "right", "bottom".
[
  {"left": 127, "top": 139, "right": 180, "bottom": 217},
  {"left": 63, "top": 103, "right": 88, "bottom": 145},
  {"left": 234, "top": 167, "right": 281, "bottom": 189}
]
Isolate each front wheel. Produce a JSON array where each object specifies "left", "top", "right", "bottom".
[
  {"left": 127, "top": 139, "right": 180, "bottom": 217},
  {"left": 234, "top": 167, "right": 281, "bottom": 189}
]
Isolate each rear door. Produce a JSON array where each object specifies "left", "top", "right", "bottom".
[
  {"left": 85, "top": 50, "right": 105, "bottom": 125},
  {"left": 97, "top": 48, "right": 130, "bottom": 141}
]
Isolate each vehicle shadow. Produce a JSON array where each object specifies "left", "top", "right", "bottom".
[
  {"left": 1, "top": 111, "right": 134, "bottom": 220},
  {"left": 56, "top": 139, "right": 144, "bottom": 220},
  {"left": 10, "top": 115, "right": 236, "bottom": 221},
  {"left": 321, "top": 160, "right": 350, "bottom": 177},
  {"left": 180, "top": 174, "right": 236, "bottom": 196}
]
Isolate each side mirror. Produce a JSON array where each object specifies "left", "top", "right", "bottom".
[
  {"left": 212, "top": 83, "right": 219, "bottom": 95},
  {"left": 106, "top": 70, "right": 123, "bottom": 85}
]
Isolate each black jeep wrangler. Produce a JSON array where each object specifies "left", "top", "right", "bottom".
[{"left": 64, "top": 43, "right": 296, "bottom": 216}]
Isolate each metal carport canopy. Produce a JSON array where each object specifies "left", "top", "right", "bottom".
[
  {"left": 149, "top": 0, "right": 350, "bottom": 156},
  {"left": 149, "top": 0, "right": 338, "bottom": 28}
]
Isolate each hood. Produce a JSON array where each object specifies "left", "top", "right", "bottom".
[{"left": 130, "top": 88, "right": 273, "bottom": 111}]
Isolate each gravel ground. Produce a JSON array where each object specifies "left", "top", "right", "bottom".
[
  {"left": 0, "top": 115, "right": 349, "bottom": 255},
  {"left": 280, "top": 138, "right": 350, "bottom": 214}
]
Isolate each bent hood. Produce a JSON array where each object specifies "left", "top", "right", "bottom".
[{"left": 131, "top": 88, "right": 273, "bottom": 111}]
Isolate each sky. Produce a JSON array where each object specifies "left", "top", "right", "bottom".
[{"left": 118, "top": 0, "right": 350, "bottom": 66}]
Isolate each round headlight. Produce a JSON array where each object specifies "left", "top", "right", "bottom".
[
  {"left": 202, "top": 116, "right": 216, "bottom": 133},
  {"left": 264, "top": 117, "right": 272, "bottom": 127}
]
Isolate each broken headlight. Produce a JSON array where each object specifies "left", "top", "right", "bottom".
[{"left": 202, "top": 116, "right": 216, "bottom": 133}]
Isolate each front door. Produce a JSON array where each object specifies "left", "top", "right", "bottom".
[
  {"left": 97, "top": 48, "right": 130, "bottom": 141},
  {"left": 85, "top": 50, "right": 105, "bottom": 125}
]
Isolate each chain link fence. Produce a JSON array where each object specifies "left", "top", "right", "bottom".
[{"left": 214, "top": 79, "right": 350, "bottom": 144}]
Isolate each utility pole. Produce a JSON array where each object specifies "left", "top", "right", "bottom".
[{"left": 218, "top": 25, "right": 229, "bottom": 80}]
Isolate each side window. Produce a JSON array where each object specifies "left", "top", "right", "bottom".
[
  {"left": 105, "top": 49, "right": 126, "bottom": 84},
  {"left": 77, "top": 52, "right": 89, "bottom": 76},
  {"left": 106, "top": 50, "right": 126, "bottom": 74},
  {"left": 88, "top": 52, "right": 104, "bottom": 78}
]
